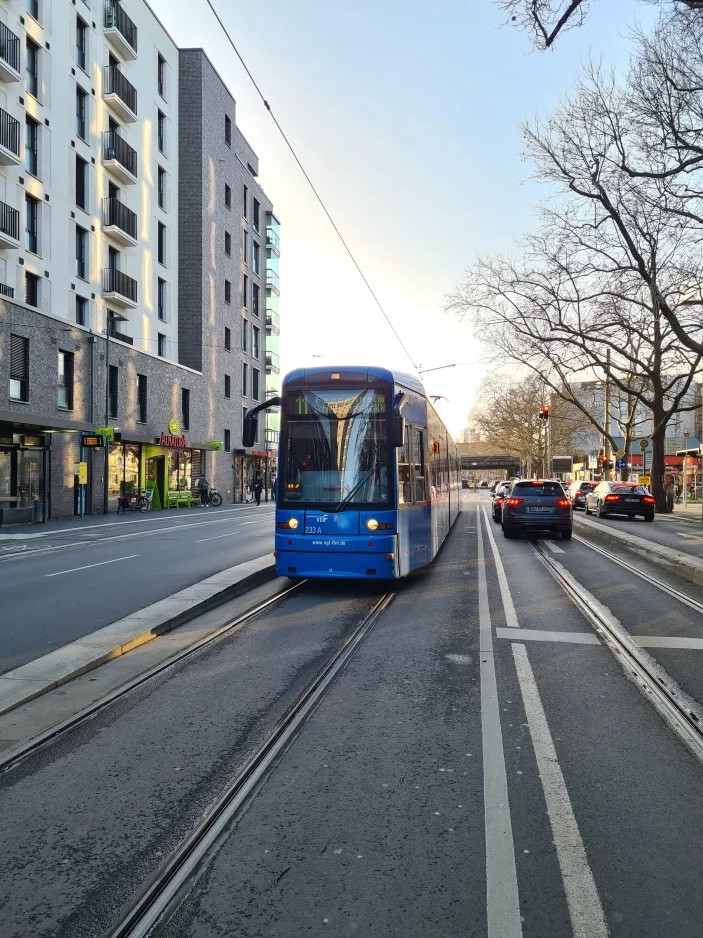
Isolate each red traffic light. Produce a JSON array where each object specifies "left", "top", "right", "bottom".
[{"left": 539, "top": 406, "right": 550, "bottom": 420}]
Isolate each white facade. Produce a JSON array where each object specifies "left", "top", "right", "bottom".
[{"left": 0, "top": 0, "right": 178, "bottom": 360}]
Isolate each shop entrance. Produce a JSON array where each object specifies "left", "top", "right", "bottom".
[{"left": 145, "top": 455, "right": 166, "bottom": 509}]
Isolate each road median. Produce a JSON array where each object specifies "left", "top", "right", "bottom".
[
  {"left": 0, "top": 554, "right": 276, "bottom": 717},
  {"left": 574, "top": 515, "right": 703, "bottom": 587}
]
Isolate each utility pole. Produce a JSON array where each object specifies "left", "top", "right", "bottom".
[{"left": 604, "top": 348, "right": 612, "bottom": 482}]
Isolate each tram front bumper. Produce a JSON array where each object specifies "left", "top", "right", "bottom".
[{"left": 274, "top": 534, "right": 398, "bottom": 579}]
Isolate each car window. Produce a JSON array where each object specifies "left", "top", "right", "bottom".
[
  {"left": 580, "top": 482, "right": 596, "bottom": 491},
  {"left": 611, "top": 484, "right": 648, "bottom": 495},
  {"left": 512, "top": 482, "right": 565, "bottom": 496}
]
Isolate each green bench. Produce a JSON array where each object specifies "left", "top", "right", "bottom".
[{"left": 167, "top": 491, "right": 197, "bottom": 508}]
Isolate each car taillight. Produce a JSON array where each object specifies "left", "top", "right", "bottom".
[
  {"left": 496, "top": 496, "right": 504, "bottom": 504},
  {"left": 555, "top": 499, "right": 570, "bottom": 507},
  {"left": 604, "top": 494, "right": 620, "bottom": 502},
  {"left": 507, "top": 498, "right": 524, "bottom": 507},
  {"left": 643, "top": 495, "right": 655, "bottom": 504}
]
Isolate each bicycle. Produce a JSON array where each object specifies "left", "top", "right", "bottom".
[{"left": 117, "top": 488, "right": 154, "bottom": 513}]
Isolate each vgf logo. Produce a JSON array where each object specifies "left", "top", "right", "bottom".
[{"left": 318, "top": 514, "right": 328, "bottom": 523}]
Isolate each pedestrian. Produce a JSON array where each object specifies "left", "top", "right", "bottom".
[
  {"left": 665, "top": 478, "right": 675, "bottom": 513},
  {"left": 253, "top": 473, "right": 263, "bottom": 506},
  {"left": 198, "top": 476, "right": 210, "bottom": 507}
]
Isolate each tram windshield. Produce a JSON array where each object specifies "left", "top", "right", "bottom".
[{"left": 281, "top": 388, "right": 390, "bottom": 505}]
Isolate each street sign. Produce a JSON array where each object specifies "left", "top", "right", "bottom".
[
  {"left": 615, "top": 457, "right": 627, "bottom": 470},
  {"left": 588, "top": 454, "right": 597, "bottom": 469},
  {"left": 616, "top": 449, "right": 625, "bottom": 458},
  {"left": 640, "top": 475, "right": 650, "bottom": 486},
  {"left": 96, "top": 426, "right": 115, "bottom": 441},
  {"left": 78, "top": 462, "right": 88, "bottom": 485},
  {"left": 640, "top": 439, "right": 649, "bottom": 451},
  {"left": 81, "top": 435, "right": 104, "bottom": 448}
]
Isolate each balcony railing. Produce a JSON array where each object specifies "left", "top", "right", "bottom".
[
  {"left": 103, "top": 65, "right": 137, "bottom": 117},
  {"left": 266, "top": 269, "right": 280, "bottom": 292},
  {"left": 0, "top": 22, "right": 20, "bottom": 78},
  {"left": 0, "top": 281, "right": 14, "bottom": 298},
  {"left": 0, "top": 107, "right": 19, "bottom": 157},
  {"left": 266, "top": 227, "right": 280, "bottom": 252},
  {"left": 103, "top": 267, "right": 137, "bottom": 304},
  {"left": 265, "top": 350, "right": 280, "bottom": 374},
  {"left": 104, "top": 1, "right": 138, "bottom": 55},
  {"left": 0, "top": 199, "right": 20, "bottom": 241},
  {"left": 103, "top": 130, "right": 137, "bottom": 180},
  {"left": 265, "top": 308, "right": 280, "bottom": 334},
  {"left": 102, "top": 197, "right": 137, "bottom": 241},
  {"left": 108, "top": 325, "right": 133, "bottom": 345}
]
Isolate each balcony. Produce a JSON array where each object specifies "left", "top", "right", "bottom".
[
  {"left": 108, "top": 323, "right": 133, "bottom": 345},
  {"left": 265, "top": 308, "right": 280, "bottom": 335},
  {"left": 266, "top": 226, "right": 280, "bottom": 255},
  {"left": 0, "top": 22, "right": 20, "bottom": 83},
  {"left": 266, "top": 268, "right": 280, "bottom": 295},
  {"left": 0, "top": 107, "right": 19, "bottom": 165},
  {"left": 104, "top": 1, "right": 138, "bottom": 60},
  {"left": 102, "top": 267, "right": 137, "bottom": 308},
  {"left": 265, "top": 350, "right": 280, "bottom": 375},
  {"left": 0, "top": 281, "right": 14, "bottom": 298},
  {"left": 102, "top": 197, "right": 137, "bottom": 246},
  {"left": 0, "top": 200, "right": 20, "bottom": 249},
  {"left": 102, "top": 130, "right": 137, "bottom": 184},
  {"left": 103, "top": 65, "right": 137, "bottom": 123}
]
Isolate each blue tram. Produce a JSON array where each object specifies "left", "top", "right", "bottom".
[{"left": 244, "top": 366, "right": 461, "bottom": 580}]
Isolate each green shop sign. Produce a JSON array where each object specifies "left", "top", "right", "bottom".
[{"left": 208, "top": 440, "right": 222, "bottom": 451}]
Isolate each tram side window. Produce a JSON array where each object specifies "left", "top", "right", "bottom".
[
  {"left": 397, "top": 426, "right": 412, "bottom": 504},
  {"left": 413, "top": 427, "right": 426, "bottom": 502}
]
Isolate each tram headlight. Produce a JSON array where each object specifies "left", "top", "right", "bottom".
[
  {"left": 366, "top": 519, "right": 379, "bottom": 531},
  {"left": 277, "top": 518, "right": 299, "bottom": 529}
]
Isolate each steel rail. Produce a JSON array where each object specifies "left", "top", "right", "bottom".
[{"left": 104, "top": 590, "right": 396, "bottom": 938}]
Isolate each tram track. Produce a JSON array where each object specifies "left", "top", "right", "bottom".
[
  {"left": 102, "top": 590, "right": 396, "bottom": 938},
  {"left": 529, "top": 540, "right": 703, "bottom": 765},
  {"left": 0, "top": 580, "right": 305, "bottom": 774}
]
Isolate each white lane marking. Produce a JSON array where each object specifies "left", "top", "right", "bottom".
[
  {"left": 481, "top": 507, "right": 519, "bottom": 628},
  {"left": 678, "top": 533, "right": 703, "bottom": 542},
  {"left": 496, "top": 628, "right": 600, "bottom": 645},
  {"left": 633, "top": 635, "right": 703, "bottom": 649},
  {"left": 476, "top": 506, "right": 523, "bottom": 938},
  {"left": 62, "top": 505, "right": 274, "bottom": 535},
  {"left": 238, "top": 519, "right": 270, "bottom": 526},
  {"left": 46, "top": 554, "right": 139, "bottom": 577},
  {"left": 544, "top": 540, "right": 565, "bottom": 554},
  {"left": 482, "top": 511, "right": 609, "bottom": 938},
  {"left": 511, "top": 644, "right": 609, "bottom": 938},
  {"left": 196, "top": 519, "right": 272, "bottom": 541}
]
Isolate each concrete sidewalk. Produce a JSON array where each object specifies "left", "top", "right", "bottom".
[{"left": 659, "top": 502, "right": 703, "bottom": 524}]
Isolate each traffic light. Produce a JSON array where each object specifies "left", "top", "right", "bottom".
[
  {"left": 539, "top": 405, "right": 550, "bottom": 420},
  {"left": 599, "top": 450, "right": 607, "bottom": 467}
]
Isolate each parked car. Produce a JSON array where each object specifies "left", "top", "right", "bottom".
[
  {"left": 567, "top": 480, "right": 597, "bottom": 510},
  {"left": 585, "top": 481, "right": 655, "bottom": 521},
  {"left": 492, "top": 483, "right": 512, "bottom": 522},
  {"left": 501, "top": 480, "right": 572, "bottom": 539}
]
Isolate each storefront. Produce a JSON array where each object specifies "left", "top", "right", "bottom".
[
  {"left": 235, "top": 449, "right": 275, "bottom": 502},
  {"left": 0, "top": 426, "right": 49, "bottom": 523}
]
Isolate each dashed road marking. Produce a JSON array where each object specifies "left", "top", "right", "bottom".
[{"left": 46, "top": 554, "right": 139, "bottom": 577}]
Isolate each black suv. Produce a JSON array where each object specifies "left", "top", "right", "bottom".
[
  {"left": 567, "top": 480, "right": 597, "bottom": 510},
  {"left": 501, "top": 480, "right": 573, "bottom": 540}
]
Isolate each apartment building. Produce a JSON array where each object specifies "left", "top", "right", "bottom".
[{"left": 0, "top": 2, "right": 279, "bottom": 520}]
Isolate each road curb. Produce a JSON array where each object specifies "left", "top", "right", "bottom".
[
  {"left": 0, "top": 555, "right": 276, "bottom": 717},
  {"left": 574, "top": 515, "right": 703, "bottom": 587}
]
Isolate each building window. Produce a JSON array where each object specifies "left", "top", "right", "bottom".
[
  {"left": 225, "top": 114, "right": 231, "bottom": 146},
  {"left": 224, "top": 326, "right": 231, "bottom": 351},
  {"left": 57, "top": 350, "right": 74, "bottom": 410},
  {"left": 25, "top": 117, "right": 38, "bottom": 176},
  {"left": 158, "top": 222, "right": 165, "bottom": 265},
  {"left": 25, "top": 272, "right": 39, "bottom": 307},
  {"left": 224, "top": 428, "right": 231, "bottom": 452},
  {"left": 76, "top": 155, "right": 88, "bottom": 210},
  {"left": 27, "top": 0, "right": 39, "bottom": 21},
  {"left": 137, "top": 373, "right": 147, "bottom": 422},
  {"left": 108, "top": 364, "right": 118, "bottom": 419},
  {"left": 224, "top": 230, "right": 231, "bottom": 256},
  {"left": 76, "top": 17, "right": 87, "bottom": 70},
  {"left": 242, "top": 317, "right": 248, "bottom": 352},
  {"left": 252, "top": 241, "right": 260, "bottom": 274},
  {"left": 252, "top": 282, "right": 260, "bottom": 317},
  {"left": 243, "top": 185, "right": 248, "bottom": 218},
  {"left": 224, "top": 183, "right": 231, "bottom": 210},
  {"left": 76, "top": 86, "right": 87, "bottom": 139},
  {"left": 26, "top": 38, "right": 38, "bottom": 98},
  {"left": 252, "top": 325, "right": 260, "bottom": 359},
  {"left": 157, "top": 277, "right": 166, "bottom": 320},
  {"left": 253, "top": 198, "right": 260, "bottom": 231},
  {"left": 76, "top": 295, "right": 87, "bottom": 326},
  {"left": 241, "top": 406, "right": 247, "bottom": 441},
  {"left": 157, "top": 110, "right": 165, "bottom": 154},
  {"left": 157, "top": 53, "right": 165, "bottom": 98},
  {"left": 158, "top": 333, "right": 166, "bottom": 357},
  {"left": 242, "top": 274, "right": 248, "bottom": 308},
  {"left": 157, "top": 166, "right": 166, "bottom": 209},
  {"left": 243, "top": 230, "right": 248, "bottom": 265},
  {"left": 181, "top": 387, "right": 190, "bottom": 431},
  {"left": 9, "top": 334, "right": 29, "bottom": 402},
  {"left": 76, "top": 225, "right": 88, "bottom": 280},
  {"left": 242, "top": 362, "right": 248, "bottom": 397},
  {"left": 224, "top": 279, "right": 231, "bottom": 305},
  {"left": 252, "top": 367, "right": 260, "bottom": 401},
  {"left": 25, "top": 195, "right": 38, "bottom": 254},
  {"left": 224, "top": 374, "right": 231, "bottom": 399}
]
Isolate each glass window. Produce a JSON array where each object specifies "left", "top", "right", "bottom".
[
  {"left": 242, "top": 362, "right": 248, "bottom": 397},
  {"left": 76, "top": 17, "right": 87, "bottom": 70},
  {"left": 137, "top": 373, "right": 147, "bottom": 422},
  {"left": 243, "top": 230, "right": 248, "bottom": 264},
  {"left": 224, "top": 183, "right": 231, "bottom": 209},
  {"left": 27, "top": 0, "right": 39, "bottom": 21},
  {"left": 397, "top": 425, "right": 411, "bottom": 505},
  {"left": 10, "top": 334, "right": 29, "bottom": 401},
  {"left": 512, "top": 482, "right": 565, "bottom": 496},
  {"left": 25, "top": 272, "right": 39, "bottom": 307},
  {"left": 75, "top": 225, "right": 88, "bottom": 279},
  {"left": 224, "top": 326, "right": 231, "bottom": 351},
  {"left": 181, "top": 388, "right": 190, "bottom": 431},
  {"left": 157, "top": 110, "right": 165, "bottom": 154},
  {"left": 57, "top": 350, "right": 74, "bottom": 409},
  {"left": 252, "top": 367, "right": 260, "bottom": 401},
  {"left": 252, "top": 282, "right": 260, "bottom": 317},
  {"left": 25, "top": 117, "right": 38, "bottom": 176},
  {"left": 167, "top": 451, "right": 192, "bottom": 492},
  {"left": 158, "top": 333, "right": 166, "bottom": 357},
  {"left": 224, "top": 428, "right": 231, "bottom": 452},
  {"left": 225, "top": 114, "right": 231, "bottom": 146},
  {"left": 252, "top": 325, "right": 260, "bottom": 358},
  {"left": 157, "top": 167, "right": 166, "bottom": 209},
  {"left": 76, "top": 155, "right": 88, "bottom": 209},
  {"left": 243, "top": 184, "right": 248, "bottom": 217},
  {"left": 109, "top": 442, "right": 141, "bottom": 499},
  {"left": 26, "top": 38, "right": 38, "bottom": 98},
  {"left": 0, "top": 451, "right": 12, "bottom": 499},
  {"left": 413, "top": 427, "right": 426, "bottom": 502},
  {"left": 108, "top": 364, "right": 118, "bottom": 418},
  {"left": 158, "top": 222, "right": 165, "bottom": 265},
  {"left": 76, "top": 295, "right": 87, "bottom": 326},
  {"left": 253, "top": 198, "right": 260, "bottom": 231},
  {"left": 224, "top": 279, "right": 231, "bottom": 304},
  {"left": 281, "top": 389, "right": 389, "bottom": 505},
  {"left": 157, "top": 54, "right": 165, "bottom": 98},
  {"left": 242, "top": 274, "right": 248, "bottom": 308},
  {"left": 252, "top": 241, "right": 260, "bottom": 274},
  {"left": 242, "top": 318, "right": 248, "bottom": 352},
  {"left": 25, "top": 194, "right": 38, "bottom": 254},
  {"left": 76, "top": 86, "right": 87, "bottom": 139},
  {"left": 225, "top": 230, "right": 231, "bottom": 256},
  {"left": 157, "top": 277, "right": 166, "bottom": 320}
]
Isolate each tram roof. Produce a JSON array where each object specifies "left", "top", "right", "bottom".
[{"left": 282, "top": 366, "right": 426, "bottom": 397}]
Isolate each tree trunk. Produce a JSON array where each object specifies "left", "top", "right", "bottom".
[{"left": 650, "top": 419, "right": 668, "bottom": 513}]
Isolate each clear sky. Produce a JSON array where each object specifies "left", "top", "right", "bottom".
[{"left": 151, "top": 0, "right": 656, "bottom": 437}]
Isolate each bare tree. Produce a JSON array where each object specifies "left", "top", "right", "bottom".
[{"left": 494, "top": 0, "right": 702, "bottom": 51}]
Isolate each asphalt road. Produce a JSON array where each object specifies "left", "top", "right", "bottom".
[
  {"left": 579, "top": 505, "right": 703, "bottom": 556},
  {"left": 0, "top": 504, "right": 275, "bottom": 674},
  {"left": 3, "top": 494, "right": 703, "bottom": 936}
]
